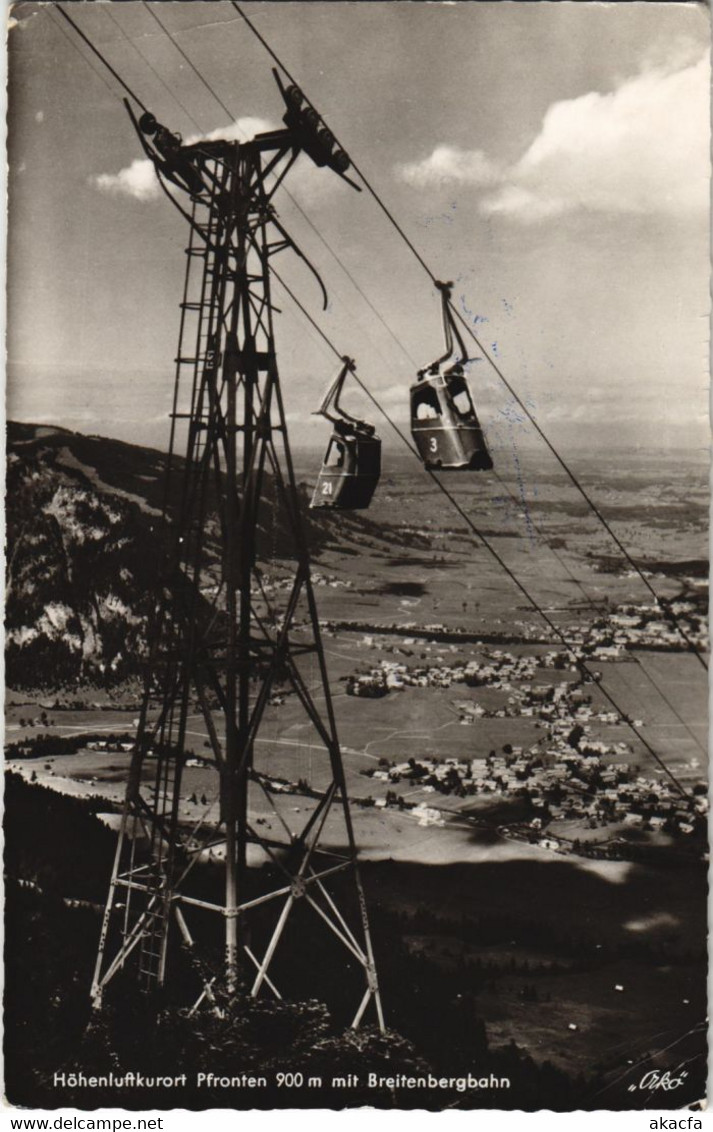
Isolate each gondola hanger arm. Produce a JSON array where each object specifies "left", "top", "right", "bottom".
[
  {"left": 313, "top": 358, "right": 374, "bottom": 434},
  {"left": 313, "top": 357, "right": 356, "bottom": 423},
  {"left": 418, "top": 280, "right": 470, "bottom": 378},
  {"left": 440, "top": 283, "right": 469, "bottom": 368}
]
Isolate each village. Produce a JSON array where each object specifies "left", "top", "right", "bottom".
[
  {"left": 344, "top": 630, "right": 707, "bottom": 853},
  {"left": 6, "top": 600, "right": 705, "bottom": 866},
  {"left": 356, "top": 742, "right": 706, "bottom": 847},
  {"left": 328, "top": 593, "right": 707, "bottom": 659}
]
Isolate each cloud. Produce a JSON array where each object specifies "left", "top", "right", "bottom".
[
  {"left": 94, "top": 157, "right": 162, "bottom": 202},
  {"left": 92, "top": 117, "right": 273, "bottom": 202},
  {"left": 486, "top": 53, "right": 710, "bottom": 220},
  {"left": 399, "top": 53, "right": 710, "bottom": 222},
  {"left": 380, "top": 382, "right": 409, "bottom": 406},
  {"left": 192, "top": 116, "right": 273, "bottom": 146},
  {"left": 399, "top": 145, "right": 501, "bottom": 188}
]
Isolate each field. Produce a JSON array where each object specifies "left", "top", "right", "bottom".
[{"left": 5, "top": 443, "right": 708, "bottom": 1096}]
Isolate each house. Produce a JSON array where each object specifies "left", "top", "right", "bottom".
[{"left": 623, "top": 812, "right": 644, "bottom": 826}]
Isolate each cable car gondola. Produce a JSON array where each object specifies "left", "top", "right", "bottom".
[
  {"left": 411, "top": 281, "right": 493, "bottom": 471},
  {"left": 310, "top": 357, "right": 381, "bottom": 510}
]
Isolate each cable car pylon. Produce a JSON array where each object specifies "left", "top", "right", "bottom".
[{"left": 90, "top": 78, "right": 383, "bottom": 1029}]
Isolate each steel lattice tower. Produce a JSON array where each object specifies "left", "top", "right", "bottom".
[{"left": 91, "top": 98, "right": 383, "bottom": 1028}]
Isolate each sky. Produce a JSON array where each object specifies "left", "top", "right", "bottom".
[{"left": 6, "top": 1, "right": 711, "bottom": 455}]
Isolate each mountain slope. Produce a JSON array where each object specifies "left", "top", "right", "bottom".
[
  {"left": 6, "top": 424, "right": 163, "bottom": 690},
  {"left": 5, "top": 422, "right": 405, "bottom": 692}
]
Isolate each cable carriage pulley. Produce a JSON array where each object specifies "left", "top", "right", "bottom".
[
  {"left": 125, "top": 101, "right": 331, "bottom": 311},
  {"left": 273, "top": 69, "right": 359, "bottom": 188},
  {"left": 310, "top": 357, "right": 381, "bottom": 510},
  {"left": 411, "top": 282, "right": 493, "bottom": 472},
  {"left": 136, "top": 110, "right": 207, "bottom": 197}
]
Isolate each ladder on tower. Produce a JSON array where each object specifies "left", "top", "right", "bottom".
[
  {"left": 128, "top": 159, "right": 234, "bottom": 992},
  {"left": 175, "top": 160, "right": 232, "bottom": 478},
  {"left": 92, "top": 123, "right": 384, "bottom": 1029},
  {"left": 133, "top": 743, "right": 182, "bottom": 990}
]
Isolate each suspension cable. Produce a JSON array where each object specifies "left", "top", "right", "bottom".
[
  {"left": 103, "top": 7, "right": 204, "bottom": 134},
  {"left": 62, "top": 1, "right": 409, "bottom": 390},
  {"left": 54, "top": 5, "right": 149, "bottom": 113},
  {"left": 47, "top": 7, "right": 120, "bottom": 105},
  {"left": 51, "top": 4, "right": 700, "bottom": 787},
  {"left": 448, "top": 298, "right": 708, "bottom": 671},
  {"left": 271, "top": 265, "right": 693, "bottom": 798},
  {"left": 232, "top": 0, "right": 707, "bottom": 672},
  {"left": 142, "top": 3, "right": 418, "bottom": 368},
  {"left": 142, "top": 3, "right": 236, "bottom": 124}
]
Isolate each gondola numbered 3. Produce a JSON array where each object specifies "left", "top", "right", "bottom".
[{"left": 410, "top": 281, "right": 493, "bottom": 471}]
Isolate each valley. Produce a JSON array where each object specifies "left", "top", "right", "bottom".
[{"left": 4, "top": 422, "right": 708, "bottom": 1102}]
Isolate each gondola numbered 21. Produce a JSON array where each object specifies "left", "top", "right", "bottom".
[
  {"left": 411, "top": 282, "right": 493, "bottom": 471},
  {"left": 310, "top": 357, "right": 381, "bottom": 510}
]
